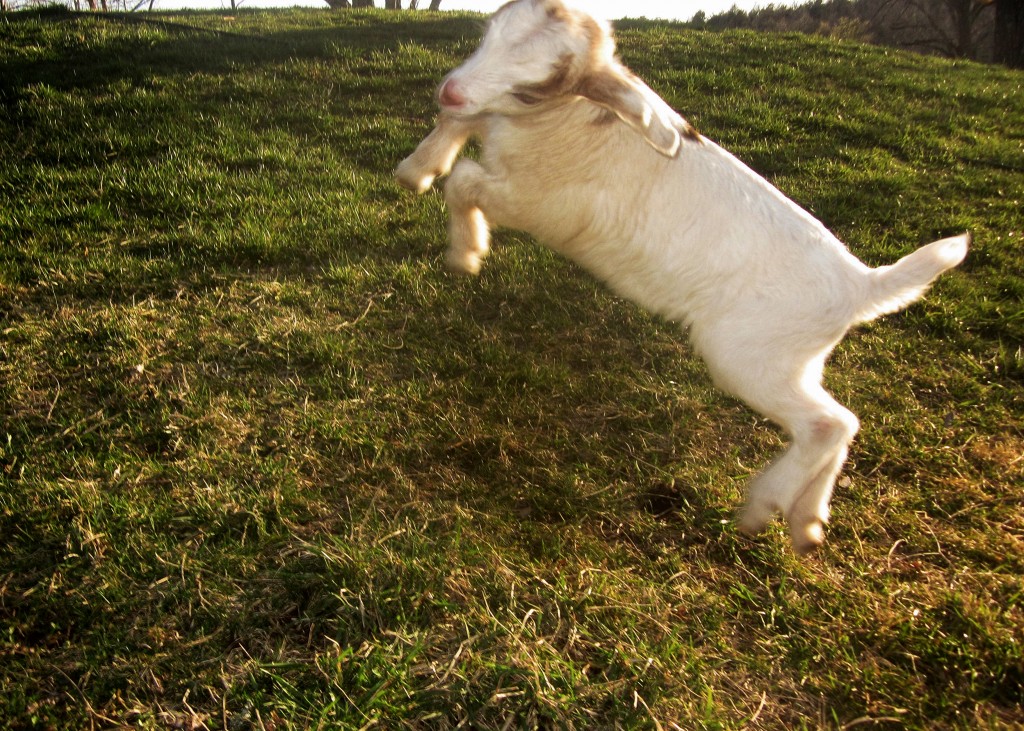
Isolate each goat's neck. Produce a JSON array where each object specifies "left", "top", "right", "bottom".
[
  {"left": 475, "top": 99, "right": 674, "bottom": 270},
  {"left": 482, "top": 99, "right": 631, "bottom": 183}
]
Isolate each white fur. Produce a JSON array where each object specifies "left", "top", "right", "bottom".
[{"left": 395, "top": 0, "right": 968, "bottom": 554}]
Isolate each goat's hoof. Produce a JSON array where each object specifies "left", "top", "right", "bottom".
[
  {"left": 395, "top": 160, "right": 435, "bottom": 194},
  {"left": 737, "top": 512, "right": 768, "bottom": 537},
  {"left": 737, "top": 497, "right": 774, "bottom": 536},
  {"left": 445, "top": 249, "right": 482, "bottom": 276},
  {"left": 396, "top": 172, "right": 435, "bottom": 194},
  {"left": 790, "top": 520, "right": 826, "bottom": 556}
]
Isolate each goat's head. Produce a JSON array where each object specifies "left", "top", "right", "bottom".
[{"left": 437, "top": 0, "right": 689, "bottom": 158}]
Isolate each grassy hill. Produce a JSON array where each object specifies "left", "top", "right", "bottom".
[{"left": 1, "top": 7, "right": 1021, "bottom": 729}]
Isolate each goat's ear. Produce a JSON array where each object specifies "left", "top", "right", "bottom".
[{"left": 577, "top": 65, "right": 690, "bottom": 158}]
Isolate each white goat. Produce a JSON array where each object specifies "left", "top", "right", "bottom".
[{"left": 395, "top": 0, "right": 968, "bottom": 554}]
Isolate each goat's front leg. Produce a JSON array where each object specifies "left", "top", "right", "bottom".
[
  {"left": 443, "top": 157, "right": 509, "bottom": 275},
  {"left": 395, "top": 114, "right": 474, "bottom": 194}
]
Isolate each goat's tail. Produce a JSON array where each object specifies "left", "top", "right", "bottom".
[{"left": 857, "top": 233, "right": 969, "bottom": 323}]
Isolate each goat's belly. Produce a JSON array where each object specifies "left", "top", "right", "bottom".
[
  {"left": 558, "top": 241, "right": 703, "bottom": 324},
  {"left": 558, "top": 226, "right": 863, "bottom": 341}
]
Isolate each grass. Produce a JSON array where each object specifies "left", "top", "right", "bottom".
[{"left": 1, "top": 6, "right": 1022, "bottom": 729}]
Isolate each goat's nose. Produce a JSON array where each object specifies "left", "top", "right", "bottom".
[{"left": 439, "top": 78, "right": 467, "bottom": 109}]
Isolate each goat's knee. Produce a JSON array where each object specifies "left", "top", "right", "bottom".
[
  {"left": 395, "top": 116, "right": 473, "bottom": 194},
  {"left": 395, "top": 155, "right": 439, "bottom": 194},
  {"left": 444, "top": 158, "right": 487, "bottom": 204},
  {"left": 805, "top": 409, "right": 859, "bottom": 448},
  {"left": 782, "top": 407, "right": 859, "bottom": 554}
]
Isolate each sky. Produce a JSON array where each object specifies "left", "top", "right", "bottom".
[
  {"left": 421, "top": 1, "right": 768, "bottom": 22},
  {"left": 160, "top": 0, "right": 785, "bottom": 23}
]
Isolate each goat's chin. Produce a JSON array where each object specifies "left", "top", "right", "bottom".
[
  {"left": 439, "top": 107, "right": 486, "bottom": 121},
  {"left": 441, "top": 100, "right": 548, "bottom": 119},
  {"left": 439, "top": 97, "right": 500, "bottom": 115}
]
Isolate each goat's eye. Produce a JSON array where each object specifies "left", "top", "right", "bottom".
[{"left": 512, "top": 92, "right": 542, "bottom": 105}]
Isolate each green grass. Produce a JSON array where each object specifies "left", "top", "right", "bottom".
[{"left": 1, "top": 7, "right": 1022, "bottom": 729}]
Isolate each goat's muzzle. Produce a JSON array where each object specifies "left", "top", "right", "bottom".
[{"left": 438, "top": 78, "right": 467, "bottom": 110}]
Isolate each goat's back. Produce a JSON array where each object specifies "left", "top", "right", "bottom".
[{"left": 479, "top": 100, "right": 871, "bottom": 333}]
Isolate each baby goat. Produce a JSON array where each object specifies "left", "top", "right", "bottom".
[{"left": 395, "top": 0, "right": 968, "bottom": 554}]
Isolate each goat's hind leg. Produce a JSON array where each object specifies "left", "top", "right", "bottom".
[
  {"left": 703, "top": 343, "right": 859, "bottom": 553},
  {"left": 739, "top": 396, "right": 859, "bottom": 554},
  {"left": 396, "top": 114, "right": 474, "bottom": 194}
]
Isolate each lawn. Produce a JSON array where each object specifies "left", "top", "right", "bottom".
[{"left": 0, "top": 7, "right": 1022, "bottom": 729}]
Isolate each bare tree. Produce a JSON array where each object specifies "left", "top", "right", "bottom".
[
  {"left": 325, "top": 0, "right": 438, "bottom": 8},
  {"left": 882, "top": 0, "right": 990, "bottom": 57},
  {"left": 317, "top": 0, "right": 446, "bottom": 11},
  {"left": 938, "top": 0, "right": 990, "bottom": 56},
  {"left": 941, "top": 0, "right": 988, "bottom": 55},
  {"left": 697, "top": 0, "right": 999, "bottom": 62},
  {"left": 992, "top": 0, "right": 1024, "bottom": 66}
]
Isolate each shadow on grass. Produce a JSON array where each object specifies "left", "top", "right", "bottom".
[
  {"left": 1, "top": 6, "right": 477, "bottom": 95},
  {"left": 0, "top": 7, "right": 473, "bottom": 302}
]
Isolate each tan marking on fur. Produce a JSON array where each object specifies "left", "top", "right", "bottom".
[
  {"left": 590, "top": 108, "right": 618, "bottom": 126},
  {"left": 544, "top": 0, "right": 572, "bottom": 23},
  {"left": 574, "top": 11, "right": 702, "bottom": 145},
  {"left": 512, "top": 10, "right": 610, "bottom": 103},
  {"left": 575, "top": 68, "right": 632, "bottom": 116},
  {"left": 580, "top": 14, "right": 610, "bottom": 66},
  {"left": 501, "top": 0, "right": 703, "bottom": 145},
  {"left": 514, "top": 53, "right": 577, "bottom": 100}
]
